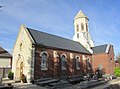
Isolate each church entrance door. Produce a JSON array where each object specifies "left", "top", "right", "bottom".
[{"left": 20, "top": 62, "right": 23, "bottom": 77}]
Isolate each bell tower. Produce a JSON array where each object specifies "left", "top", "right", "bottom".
[{"left": 73, "top": 10, "right": 94, "bottom": 53}]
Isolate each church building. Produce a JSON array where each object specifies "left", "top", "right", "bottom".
[{"left": 12, "top": 10, "right": 115, "bottom": 83}]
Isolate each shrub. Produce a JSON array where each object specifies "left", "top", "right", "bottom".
[
  {"left": 21, "top": 74, "right": 27, "bottom": 83},
  {"left": 114, "top": 67, "right": 120, "bottom": 77},
  {"left": 96, "top": 69, "right": 103, "bottom": 78},
  {"left": 8, "top": 71, "right": 14, "bottom": 80}
]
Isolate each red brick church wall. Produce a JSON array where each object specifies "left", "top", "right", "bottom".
[{"left": 34, "top": 46, "right": 92, "bottom": 79}]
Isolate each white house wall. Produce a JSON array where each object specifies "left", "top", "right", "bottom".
[{"left": 0, "top": 58, "right": 11, "bottom": 68}]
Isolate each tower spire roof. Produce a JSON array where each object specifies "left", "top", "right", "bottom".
[{"left": 74, "top": 10, "right": 88, "bottom": 20}]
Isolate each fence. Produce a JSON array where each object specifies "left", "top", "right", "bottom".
[{"left": 0, "top": 68, "right": 11, "bottom": 78}]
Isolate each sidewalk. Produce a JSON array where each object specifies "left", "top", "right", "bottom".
[
  {"left": 92, "top": 78, "right": 120, "bottom": 89},
  {"left": 2, "top": 78, "right": 46, "bottom": 89},
  {"left": 13, "top": 83, "right": 46, "bottom": 89}
]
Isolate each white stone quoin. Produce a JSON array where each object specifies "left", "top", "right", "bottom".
[{"left": 73, "top": 10, "right": 94, "bottom": 53}]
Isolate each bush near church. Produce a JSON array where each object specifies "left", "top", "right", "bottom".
[
  {"left": 8, "top": 71, "right": 14, "bottom": 80},
  {"left": 114, "top": 67, "right": 120, "bottom": 77}
]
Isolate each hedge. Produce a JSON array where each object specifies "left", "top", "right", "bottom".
[{"left": 114, "top": 67, "right": 120, "bottom": 77}]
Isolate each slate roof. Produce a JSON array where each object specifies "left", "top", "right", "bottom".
[
  {"left": 92, "top": 44, "right": 108, "bottom": 54},
  {"left": 27, "top": 28, "right": 91, "bottom": 54},
  {"left": 0, "top": 46, "right": 12, "bottom": 58}
]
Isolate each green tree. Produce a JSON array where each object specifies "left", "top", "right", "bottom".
[{"left": 114, "top": 67, "right": 120, "bottom": 77}]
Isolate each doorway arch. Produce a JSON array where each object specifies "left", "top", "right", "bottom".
[{"left": 15, "top": 56, "right": 25, "bottom": 81}]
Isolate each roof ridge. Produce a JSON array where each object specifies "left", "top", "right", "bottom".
[
  {"left": 93, "top": 44, "right": 108, "bottom": 48},
  {"left": 92, "top": 44, "right": 109, "bottom": 54},
  {"left": 27, "top": 27, "right": 91, "bottom": 54},
  {"left": 0, "top": 46, "right": 11, "bottom": 54},
  {"left": 0, "top": 46, "right": 12, "bottom": 57}
]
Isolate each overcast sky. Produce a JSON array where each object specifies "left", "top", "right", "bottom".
[{"left": 0, "top": 0, "right": 120, "bottom": 56}]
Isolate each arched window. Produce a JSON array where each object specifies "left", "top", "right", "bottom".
[
  {"left": 86, "top": 23, "right": 88, "bottom": 31},
  {"left": 81, "top": 23, "right": 84, "bottom": 31},
  {"left": 77, "top": 33, "right": 79, "bottom": 38},
  {"left": 20, "top": 43, "right": 22, "bottom": 51},
  {"left": 76, "top": 24, "right": 79, "bottom": 32},
  {"left": 86, "top": 57, "right": 90, "bottom": 69},
  {"left": 40, "top": 52, "right": 48, "bottom": 70},
  {"left": 61, "top": 55, "right": 67, "bottom": 70},
  {"left": 76, "top": 56, "right": 80, "bottom": 69}
]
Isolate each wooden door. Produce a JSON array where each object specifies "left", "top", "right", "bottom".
[{"left": 20, "top": 62, "right": 23, "bottom": 76}]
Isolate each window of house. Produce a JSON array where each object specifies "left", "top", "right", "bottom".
[
  {"left": 81, "top": 23, "right": 84, "bottom": 31},
  {"left": 41, "top": 52, "right": 48, "bottom": 70},
  {"left": 76, "top": 24, "right": 79, "bottom": 32},
  {"left": 110, "top": 58, "right": 112, "bottom": 61},
  {"left": 77, "top": 33, "right": 79, "bottom": 38},
  {"left": 61, "top": 55, "right": 67, "bottom": 70},
  {"left": 86, "top": 58, "right": 90, "bottom": 69},
  {"left": 76, "top": 56, "right": 80, "bottom": 69}
]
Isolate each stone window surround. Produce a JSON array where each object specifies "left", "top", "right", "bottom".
[
  {"left": 75, "top": 56, "right": 80, "bottom": 70},
  {"left": 86, "top": 57, "right": 91, "bottom": 69},
  {"left": 40, "top": 51, "right": 49, "bottom": 70},
  {"left": 61, "top": 54, "right": 67, "bottom": 70},
  {"left": 76, "top": 24, "right": 79, "bottom": 32},
  {"left": 81, "top": 23, "right": 84, "bottom": 31}
]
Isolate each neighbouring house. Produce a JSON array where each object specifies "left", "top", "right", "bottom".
[
  {"left": 115, "top": 61, "right": 120, "bottom": 68},
  {"left": 0, "top": 46, "right": 12, "bottom": 78},
  {"left": 92, "top": 44, "right": 115, "bottom": 74},
  {"left": 12, "top": 10, "right": 115, "bottom": 83}
]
